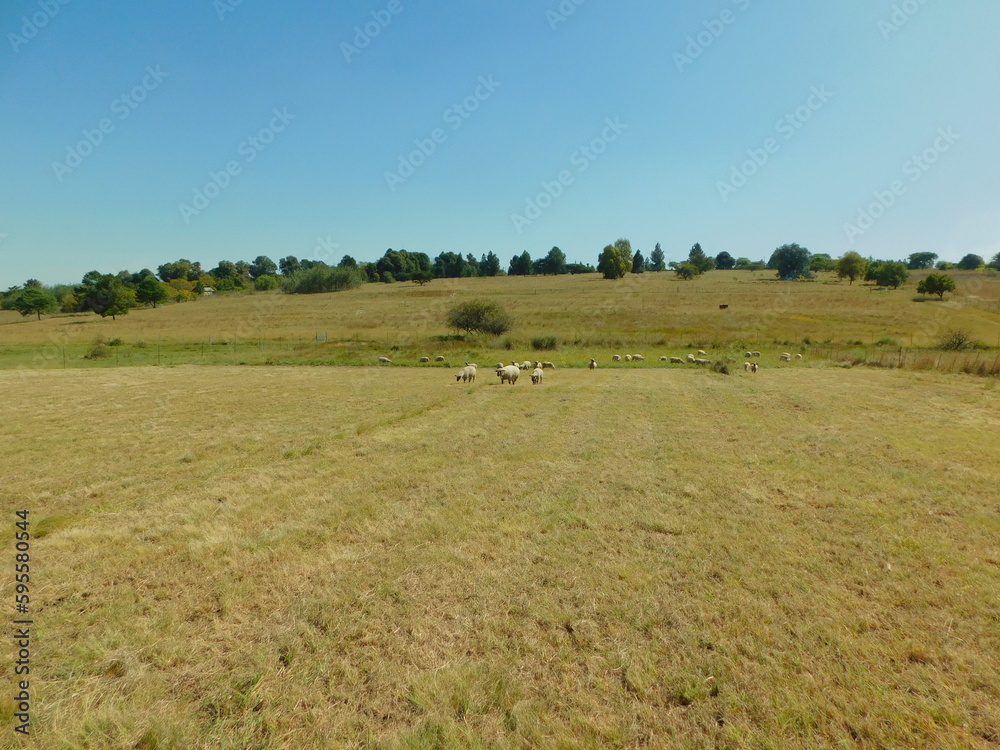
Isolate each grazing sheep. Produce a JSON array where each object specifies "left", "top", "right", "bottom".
[
  {"left": 456, "top": 365, "right": 477, "bottom": 383},
  {"left": 589, "top": 358, "right": 597, "bottom": 370},
  {"left": 780, "top": 352, "right": 792, "bottom": 361},
  {"left": 659, "top": 356, "right": 668, "bottom": 361},
  {"left": 378, "top": 356, "right": 392, "bottom": 364},
  {"left": 795, "top": 353, "right": 803, "bottom": 360},
  {"left": 745, "top": 351, "right": 753, "bottom": 358},
  {"left": 496, "top": 364, "right": 520, "bottom": 385},
  {"left": 541, "top": 361, "right": 555, "bottom": 369},
  {"left": 613, "top": 355, "right": 622, "bottom": 361},
  {"left": 686, "top": 354, "right": 696, "bottom": 363},
  {"left": 750, "top": 351, "right": 761, "bottom": 357},
  {"left": 744, "top": 362, "right": 752, "bottom": 372},
  {"left": 633, "top": 355, "right": 645, "bottom": 361},
  {"left": 419, "top": 356, "right": 430, "bottom": 363},
  {"left": 697, "top": 349, "right": 707, "bottom": 356},
  {"left": 750, "top": 362, "right": 758, "bottom": 373},
  {"left": 693, "top": 358, "right": 712, "bottom": 365},
  {"left": 531, "top": 367, "right": 544, "bottom": 384},
  {"left": 625, "top": 354, "right": 633, "bottom": 361},
  {"left": 435, "top": 355, "right": 446, "bottom": 362},
  {"left": 670, "top": 357, "right": 684, "bottom": 364}
]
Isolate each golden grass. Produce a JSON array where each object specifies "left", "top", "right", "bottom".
[{"left": 1, "top": 365, "right": 998, "bottom": 748}]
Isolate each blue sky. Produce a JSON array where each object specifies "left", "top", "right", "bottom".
[{"left": 1, "top": 0, "right": 998, "bottom": 286}]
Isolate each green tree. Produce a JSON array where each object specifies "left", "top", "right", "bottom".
[
  {"left": 988, "top": 253, "right": 1000, "bottom": 270},
  {"left": 279, "top": 256, "right": 301, "bottom": 275},
  {"left": 75, "top": 273, "right": 137, "bottom": 320},
  {"left": 434, "top": 252, "right": 467, "bottom": 278},
  {"left": 338, "top": 255, "right": 357, "bottom": 268},
  {"left": 957, "top": 254, "right": 984, "bottom": 270},
  {"left": 157, "top": 259, "right": 202, "bottom": 282},
  {"left": 632, "top": 250, "right": 646, "bottom": 274},
  {"left": 671, "top": 262, "right": 698, "bottom": 280},
  {"left": 446, "top": 299, "right": 513, "bottom": 336},
  {"left": 865, "top": 260, "right": 909, "bottom": 288},
  {"left": 541, "top": 246, "right": 567, "bottom": 275},
  {"left": 613, "top": 238, "right": 633, "bottom": 272},
  {"left": 688, "top": 243, "right": 714, "bottom": 274},
  {"left": 12, "top": 287, "right": 58, "bottom": 320},
  {"left": 480, "top": 252, "right": 502, "bottom": 277},
  {"left": 649, "top": 243, "right": 666, "bottom": 272},
  {"left": 508, "top": 251, "right": 534, "bottom": 276},
  {"left": 837, "top": 251, "right": 867, "bottom": 285},
  {"left": 249, "top": 255, "right": 277, "bottom": 279},
  {"left": 282, "top": 265, "right": 365, "bottom": 294},
  {"left": 136, "top": 276, "right": 169, "bottom": 308},
  {"left": 916, "top": 273, "right": 956, "bottom": 299},
  {"left": 769, "top": 243, "right": 812, "bottom": 280},
  {"left": 597, "top": 245, "right": 628, "bottom": 279},
  {"left": 809, "top": 253, "right": 836, "bottom": 272},
  {"left": 715, "top": 251, "right": 736, "bottom": 270},
  {"left": 907, "top": 252, "right": 938, "bottom": 269}
]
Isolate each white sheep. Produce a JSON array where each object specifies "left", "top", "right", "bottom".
[
  {"left": 613, "top": 355, "right": 622, "bottom": 361},
  {"left": 780, "top": 352, "right": 792, "bottom": 362},
  {"left": 456, "top": 365, "right": 476, "bottom": 383},
  {"left": 686, "top": 354, "right": 696, "bottom": 363},
  {"left": 419, "top": 356, "right": 430, "bottom": 363},
  {"left": 697, "top": 349, "right": 707, "bottom": 356},
  {"left": 744, "top": 362, "right": 752, "bottom": 372},
  {"left": 670, "top": 357, "right": 684, "bottom": 364},
  {"left": 496, "top": 364, "right": 520, "bottom": 385},
  {"left": 693, "top": 358, "right": 712, "bottom": 365},
  {"left": 750, "top": 351, "right": 761, "bottom": 357},
  {"left": 378, "top": 356, "right": 392, "bottom": 364},
  {"left": 541, "top": 361, "right": 555, "bottom": 369},
  {"left": 744, "top": 351, "right": 753, "bottom": 358},
  {"left": 632, "top": 355, "right": 645, "bottom": 361},
  {"left": 435, "top": 355, "right": 446, "bottom": 362},
  {"left": 794, "top": 353, "right": 803, "bottom": 360},
  {"left": 659, "top": 356, "right": 668, "bottom": 361},
  {"left": 531, "top": 367, "right": 544, "bottom": 384},
  {"left": 625, "top": 354, "right": 633, "bottom": 361},
  {"left": 589, "top": 358, "right": 597, "bottom": 369}
]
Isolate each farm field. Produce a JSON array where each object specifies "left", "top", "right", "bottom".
[
  {"left": 1, "top": 364, "right": 998, "bottom": 748},
  {"left": 1, "top": 270, "right": 999, "bottom": 373}
]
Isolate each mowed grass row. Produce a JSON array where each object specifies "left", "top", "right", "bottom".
[
  {"left": 1, "top": 366, "right": 998, "bottom": 748},
  {"left": 2, "top": 271, "right": 999, "bottom": 369}
]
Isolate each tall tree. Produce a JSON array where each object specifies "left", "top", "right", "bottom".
[
  {"left": 74, "top": 273, "right": 137, "bottom": 320},
  {"left": 989, "top": 253, "right": 1000, "bottom": 270},
  {"left": 613, "top": 238, "right": 633, "bottom": 272},
  {"left": 957, "top": 254, "right": 984, "bottom": 270},
  {"left": 689, "top": 243, "right": 715, "bottom": 273},
  {"left": 916, "top": 273, "right": 956, "bottom": 299},
  {"left": 249, "top": 255, "right": 277, "bottom": 279},
  {"left": 508, "top": 251, "right": 533, "bottom": 276},
  {"left": 769, "top": 243, "right": 812, "bottom": 280},
  {"left": 649, "top": 243, "right": 666, "bottom": 272},
  {"left": 480, "top": 252, "right": 502, "bottom": 277},
  {"left": 543, "top": 246, "right": 567, "bottom": 275},
  {"left": 597, "top": 245, "right": 628, "bottom": 279},
  {"left": 837, "top": 252, "right": 867, "bottom": 284},
  {"left": 12, "top": 287, "right": 58, "bottom": 320},
  {"left": 136, "top": 276, "right": 169, "bottom": 308},
  {"left": 279, "top": 256, "right": 302, "bottom": 276},
  {"left": 907, "top": 252, "right": 938, "bottom": 269},
  {"left": 715, "top": 251, "right": 736, "bottom": 270},
  {"left": 632, "top": 250, "right": 646, "bottom": 274}
]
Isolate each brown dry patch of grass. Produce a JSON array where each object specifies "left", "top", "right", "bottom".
[{"left": 0, "top": 365, "right": 998, "bottom": 748}]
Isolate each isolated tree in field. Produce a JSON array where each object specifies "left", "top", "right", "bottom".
[
  {"left": 250, "top": 255, "right": 277, "bottom": 279},
  {"left": 715, "top": 251, "right": 736, "bottom": 270},
  {"left": 688, "top": 243, "right": 715, "bottom": 274},
  {"left": 480, "top": 251, "right": 502, "bottom": 277},
  {"left": 543, "top": 246, "right": 568, "bottom": 275},
  {"left": 136, "top": 276, "right": 169, "bottom": 308},
  {"left": 957, "top": 253, "right": 984, "bottom": 270},
  {"left": 446, "top": 299, "right": 513, "bottom": 336},
  {"left": 75, "top": 273, "right": 137, "bottom": 320},
  {"left": 597, "top": 245, "right": 628, "bottom": 279},
  {"left": 989, "top": 253, "right": 1000, "bottom": 270},
  {"left": 12, "top": 287, "right": 58, "bottom": 320},
  {"left": 907, "top": 252, "right": 938, "bottom": 269},
  {"left": 916, "top": 273, "right": 956, "bottom": 300},
  {"left": 632, "top": 250, "right": 646, "bottom": 274},
  {"left": 649, "top": 243, "right": 666, "bottom": 272},
  {"left": 279, "top": 255, "right": 301, "bottom": 276},
  {"left": 769, "top": 243, "right": 812, "bottom": 279},
  {"left": 865, "top": 260, "right": 909, "bottom": 288},
  {"left": 671, "top": 262, "right": 698, "bottom": 280},
  {"left": 837, "top": 251, "right": 867, "bottom": 284}
]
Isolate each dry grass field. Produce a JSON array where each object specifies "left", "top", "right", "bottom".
[
  {"left": 1, "top": 270, "right": 999, "bottom": 372},
  {"left": 2, "top": 364, "right": 998, "bottom": 748}
]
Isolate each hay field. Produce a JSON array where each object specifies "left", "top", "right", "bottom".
[{"left": 1, "top": 365, "right": 998, "bottom": 748}]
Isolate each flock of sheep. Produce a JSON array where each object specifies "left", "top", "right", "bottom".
[{"left": 378, "top": 350, "right": 804, "bottom": 384}]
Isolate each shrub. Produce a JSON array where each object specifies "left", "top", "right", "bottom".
[
  {"left": 253, "top": 274, "right": 282, "bottom": 291},
  {"left": 875, "top": 337, "right": 898, "bottom": 347},
  {"left": 86, "top": 344, "right": 111, "bottom": 359},
  {"left": 446, "top": 299, "right": 513, "bottom": 336},
  {"left": 711, "top": 359, "right": 731, "bottom": 375},
  {"left": 107, "top": 337, "right": 124, "bottom": 347},
  {"left": 283, "top": 265, "right": 365, "bottom": 294},
  {"left": 531, "top": 336, "right": 559, "bottom": 351},
  {"left": 938, "top": 330, "right": 987, "bottom": 351}
]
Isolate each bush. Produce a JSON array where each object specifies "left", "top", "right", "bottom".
[
  {"left": 86, "top": 344, "right": 111, "bottom": 359},
  {"left": 283, "top": 265, "right": 365, "bottom": 294},
  {"left": 446, "top": 299, "right": 513, "bottom": 336},
  {"left": 938, "top": 330, "right": 987, "bottom": 351},
  {"left": 253, "top": 274, "right": 282, "bottom": 291},
  {"left": 875, "top": 337, "right": 898, "bottom": 347},
  {"left": 710, "top": 359, "right": 731, "bottom": 375},
  {"left": 531, "top": 336, "right": 559, "bottom": 351},
  {"left": 107, "top": 337, "right": 124, "bottom": 347}
]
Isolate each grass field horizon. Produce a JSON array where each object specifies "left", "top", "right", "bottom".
[{"left": 2, "top": 270, "right": 999, "bottom": 376}]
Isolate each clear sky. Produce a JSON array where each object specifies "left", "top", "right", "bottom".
[{"left": 2, "top": 0, "right": 998, "bottom": 286}]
